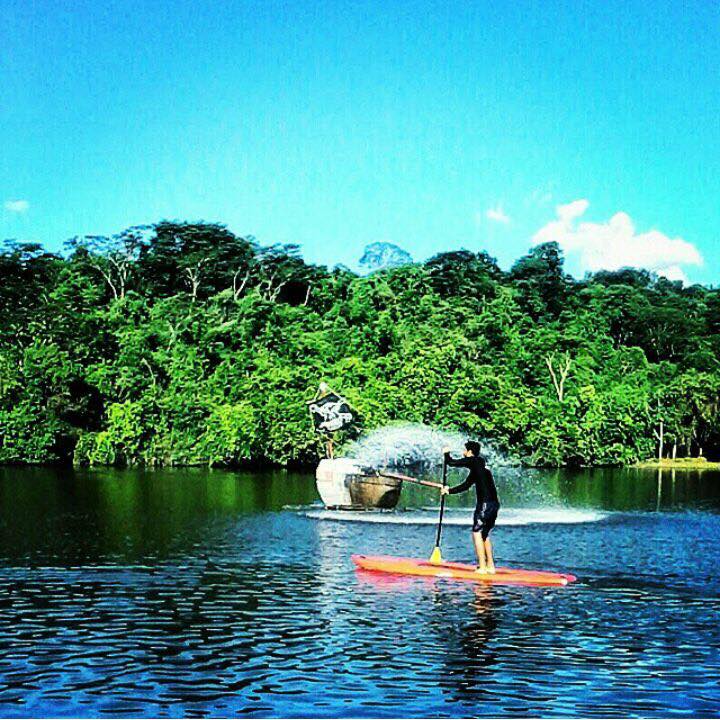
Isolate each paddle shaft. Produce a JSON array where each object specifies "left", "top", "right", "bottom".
[
  {"left": 377, "top": 470, "right": 443, "bottom": 490},
  {"left": 434, "top": 455, "right": 448, "bottom": 548}
]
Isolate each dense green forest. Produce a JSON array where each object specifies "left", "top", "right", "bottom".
[{"left": 1, "top": 222, "right": 719, "bottom": 467}]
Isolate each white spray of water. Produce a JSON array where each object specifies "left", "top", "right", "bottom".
[
  {"left": 341, "top": 422, "right": 516, "bottom": 469},
  {"left": 339, "top": 422, "right": 558, "bottom": 506}
]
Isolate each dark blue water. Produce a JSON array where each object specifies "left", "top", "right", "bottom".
[{"left": 0, "top": 466, "right": 719, "bottom": 717}]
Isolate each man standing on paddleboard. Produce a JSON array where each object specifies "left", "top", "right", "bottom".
[{"left": 441, "top": 441, "right": 500, "bottom": 574}]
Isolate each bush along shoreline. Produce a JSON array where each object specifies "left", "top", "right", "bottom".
[{"left": 2, "top": 222, "right": 720, "bottom": 469}]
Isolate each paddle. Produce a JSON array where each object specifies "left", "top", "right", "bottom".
[
  {"left": 377, "top": 470, "right": 443, "bottom": 490},
  {"left": 429, "top": 453, "right": 448, "bottom": 564}
]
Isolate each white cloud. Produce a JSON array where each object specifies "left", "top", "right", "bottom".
[
  {"left": 485, "top": 205, "right": 510, "bottom": 224},
  {"left": 4, "top": 199, "right": 29, "bottom": 213},
  {"left": 533, "top": 199, "right": 702, "bottom": 283},
  {"left": 556, "top": 199, "right": 588, "bottom": 224}
]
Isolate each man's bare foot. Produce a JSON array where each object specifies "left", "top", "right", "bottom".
[
  {"left": 486, "top": 565, "right": 496, "bottom": 574},
  {"left": 475, "top": 566, "right": 488, "bottom": 574}
]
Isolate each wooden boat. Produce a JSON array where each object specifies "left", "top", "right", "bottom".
[{"left": 315, "top": 458, "right": 402, "bottom": 509}]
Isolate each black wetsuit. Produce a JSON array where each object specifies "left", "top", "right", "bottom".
[{"left": 445, "top": 453, "right": 500, "bottom": 539}]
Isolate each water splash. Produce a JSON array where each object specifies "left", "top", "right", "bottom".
[
  {"left": 341, "top": 422, "right": 516, "bottom": 469},
  {"left": 305, "top": 507, "right": 609, "bottom": 526},
  {"left": 340, "top": 423, "right": 559, "bottom": 505}
]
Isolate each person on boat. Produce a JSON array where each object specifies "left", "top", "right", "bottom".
[{"left": 441, "top": 441, "right": 500, "bottom": 574}]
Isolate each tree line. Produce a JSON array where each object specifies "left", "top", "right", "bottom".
[{"left": 1, "top": 221, "right": 719, "bottom": 467}]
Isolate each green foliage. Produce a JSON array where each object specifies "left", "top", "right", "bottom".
[{"left": 1, "top": 230, "right": 719, "bottom": 467}]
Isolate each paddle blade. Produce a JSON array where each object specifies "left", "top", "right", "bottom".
[{"left": 429, "top": 546, "right": 443, "bottom": 565}]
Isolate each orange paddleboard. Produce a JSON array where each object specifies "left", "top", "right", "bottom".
[{"left": 352, "top": 554, "right": 576, "bottom": 587}]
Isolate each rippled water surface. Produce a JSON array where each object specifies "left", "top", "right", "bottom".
[{"left": 1, "top": 466, "right": 719, "bottom": 717}]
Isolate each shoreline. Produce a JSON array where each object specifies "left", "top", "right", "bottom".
[
  {"left": 2, "top": 458, "right": 720, "bottom": 472},
  {"left": 632, "top": 458, "right": 720, "bottom": 470}
]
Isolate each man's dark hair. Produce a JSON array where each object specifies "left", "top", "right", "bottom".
[{"left": 465, "top": 440, "right": 481, "bottom": 457}]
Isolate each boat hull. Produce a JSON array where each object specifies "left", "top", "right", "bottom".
[{"left": 316, "top": 459, "right": 401, "bottom": 509}]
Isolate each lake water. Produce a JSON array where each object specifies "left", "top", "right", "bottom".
[{"left": 0, "top": 465, "right": 719, "bottom": 718}]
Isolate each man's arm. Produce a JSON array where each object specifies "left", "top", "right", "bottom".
[
  {"left": 448, "top": 477, "right": 474, "bottom": 495},
  {"left": 443, "top": 452, "right": 474, "bottom": 495},
  {"left": 444, "top": 452, "right": 472, "bottom": 468}
]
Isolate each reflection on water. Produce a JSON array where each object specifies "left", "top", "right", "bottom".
[
  {"left": 0, "top": 467, "right": 317, "bottom": 562},
  {"left": 396, "top": 464, "right": 720, "bottom": 513},
  {"left": 553, "top": 466, "right": 720, "bottom": 512},
  {"left": 435, "top": 585, "right": 500, "bottom": 706},
  {"left": 0, "top": 466, "right": 719, "bottom": 717}
]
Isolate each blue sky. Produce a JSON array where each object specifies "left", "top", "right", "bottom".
[{"left": 1, "top": 0, "right": 719, "bottom": 283}]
